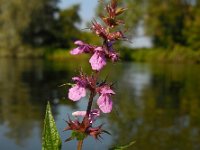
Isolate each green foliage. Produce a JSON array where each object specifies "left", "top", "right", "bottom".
[
  {"left": 0, "top": 0, "right": 82, "bottom": 57},
  {"left": 130, "top": 46, "right": 200, "bottom": 63},
  {"left": 0, "top": 0, "right": 40, "bottom": 56},
  {"left": 184, "top": 7, "right": 200, "bottom": 50},
  {"left": 97, "top": 0, "right": 200, "bottom": 49},
  {"left": 42, "top": 102, "right": 61, "bottom": 150},
  {"left": 22, "top": 0, "right": 60, "bottom": 48},
  {"left": 55, "top": 4, "right": 82, "bottom": 48}
]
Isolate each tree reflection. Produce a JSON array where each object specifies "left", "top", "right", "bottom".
[
  {"left": 108, "top": 63, "right": 200, "bottom": 150},
  {"left": 0, "top": 58, "right": 90, "bottom": 146}
]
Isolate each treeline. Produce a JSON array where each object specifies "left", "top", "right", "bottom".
[
  {"left": 1, "top": 0, "right": 200, "bottom": 58},
  {"left": 0, "top": 0, "right": 97, "bottom": 57},
  {"left": 115, "top": 0, "right": 200, "bottom": 50}
]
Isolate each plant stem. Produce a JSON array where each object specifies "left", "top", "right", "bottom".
[
  {"left": 77, "top": 140, "right": 83, "bottom": 150},
  {"left": 86, "top": 91, "right": 95, "bottom": 117},
  {"left": 85, "top": 71, "right": 99, "bottom": 117}
]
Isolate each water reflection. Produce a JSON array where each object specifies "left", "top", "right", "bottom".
[
  {"left": 0, "top": 59, "right": 200, "bottom": 150},
  {"left": 109, "top": 63, "right": 200, "bottom": 150}
]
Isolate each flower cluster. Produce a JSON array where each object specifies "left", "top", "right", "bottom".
[
  {"left": 70, "top": 40, "right": 119, "bottom": 71},
  {"left": 64, "top": 0, "right": 126, "bottom": 146},
  {"left": 68, "top": 74, "right": 115, "bottom": 113}
]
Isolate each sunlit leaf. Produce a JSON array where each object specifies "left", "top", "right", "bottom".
[
  {"left": 42, "top": 102, "right": 62, "bottom": 150},
  {"left": 115, "top": 8, "right": 127, "bottom": 16}
]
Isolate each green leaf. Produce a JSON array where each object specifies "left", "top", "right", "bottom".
[
  {"left": 109, "top": 140, "right": 135, "bottom": 150},
  {"left": 42, "top": 102, "right": 62, "bottom": 150}
]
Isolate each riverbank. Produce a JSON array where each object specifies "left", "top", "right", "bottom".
[
  {"left": 47, "top": 46, "right": 200, "bottom": 64},
  {"left": 130, "top": 46, "right": 200, "bottom": 63}
]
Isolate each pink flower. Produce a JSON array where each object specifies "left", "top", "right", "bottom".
[
  {"left": 89, "top": 47, "right": 106, "bottom": 71},
  {"left": 68, "top": 85, "right": 86, "bottom": 101},
  {"left": 109, "top": 51, "right": 119, "bottom": 62},
  {"left": 70, "top": 40, "right": 91, "bottom": 55},
  {"left": 100, "top": 85, "right": 115, "bottom": 95},
  {"left": 97, "top": 94, "right": 113, "bottom": 113},
  {"left": 97, "top": 85, "right": 115, "bottom": 113},
  {"left": 72, "top": 111, "right": 86, "bottom": 117},
  {"left": 68, "top": 76, "right": 87, "bottom": 101},
  {"left": 89, "top": 109, "right": 100, "bottom": 123},
  {"left": 72, "top": 109, "right": 100, "bottom": 123}
]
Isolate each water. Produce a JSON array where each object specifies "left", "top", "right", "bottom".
[{"left": 0, "top": 58, "right": 200, "bottom": 150}]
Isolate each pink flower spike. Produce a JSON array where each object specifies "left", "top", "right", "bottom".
[
  {"left": 89, "top": 52, "right": 106, "bottom": 71},
  {"left": 68, "top": 85, "right": 86, "bottom": 101},
  {"left": 97, "top": 94, "right": 113, "bottom": 113}
]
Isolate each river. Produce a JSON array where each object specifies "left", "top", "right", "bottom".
[{"left": 0, "top": 58, "right": 200, "bottom": 150}]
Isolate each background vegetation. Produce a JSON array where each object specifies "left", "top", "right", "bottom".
[{"left": 0, "top": 0, "right": 200, "bottom": 62}]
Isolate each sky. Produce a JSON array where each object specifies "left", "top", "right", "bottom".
[{"left": 59, "top": 0, "right": 98, "bottom": 27}]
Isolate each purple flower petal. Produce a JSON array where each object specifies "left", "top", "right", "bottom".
[
  {"left": 72, "top": 76, "right": 80, "bottom": 81},
  {"left": 89, "top": 52, "right": 106, "bottom": 71},
  {"left": 100, "top": 86, "right": 115, "bottom": 95},
  {"left": 68, "top": 85, "right": 86, "bottom": 101},
  {"left": 72, "top": 109, "right": 100, "bottom": 123},
  {"left": 72, "top": 76, "right": 87, "bottom": 87},
  {"left": 97, "top": 94, "right": 113, "bottom": 113},
  {"left": 89, "top": 109, "right": 100, "bottom": 123},
  {"left": 72, "top": 111, "right": 86, "bottom": 117},
  {"left": 109, "top": 52, "right": 119, "bottom": 62},
  {"left": 70, "top": 40, "right": 91, "bottom": 55},
  {"left": 94, "top": 47, "right": 103, "bottom": 52},
  {"left": 70, "top": 47, "right": 84, "bottom": 55},
  {"left": 74, "top": 40, "right": 84, "bottom": 45}
]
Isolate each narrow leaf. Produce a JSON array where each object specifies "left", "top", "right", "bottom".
[
  {"left": 109, "top": 140, "right": 135, "bottom": 150},
  {"left": 42, "top": 102, "right": 62, "bottom": 150},
  {"left": 115, "top": 8, "right": 127, "bottom": 16}
]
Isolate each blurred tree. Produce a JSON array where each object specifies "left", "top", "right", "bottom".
[
  {"left": 22, "top": 0, "right": 60, "bottom": 47},
  {"left": 144, "top": 0, "right": 192, "bottom": 48},
  {"left": 184, "top": 0, "right": 200, "bottom": 50},
  {"left": 0, "top": 0, "right": 83, "bottom": 57},
  {"left": 97, "top": 0, "right": 200, "bottom": 49},
  {"left": 0, "top": 0, "right": 41, "bottom": 56},
  {"left": 55, "top": 4, "right": 81, "bottom": 48},
  {"left": 0, "top": 0, "right": 61, "bottom": 56}
]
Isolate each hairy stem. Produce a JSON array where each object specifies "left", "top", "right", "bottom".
[
  {"left": 86, "top": 91, "right": 95, "bottom": 117},
  {"left": 77, "top": 140, "right": 83, "bottom": 150}
]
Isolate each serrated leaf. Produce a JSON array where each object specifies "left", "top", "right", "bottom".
[{"left": 42, "top": 102, "right": 62, "bottom": 150}]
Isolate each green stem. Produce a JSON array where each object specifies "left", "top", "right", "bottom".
[{"left": 77, "top": 140, "right": 83, "bottom": 150}]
